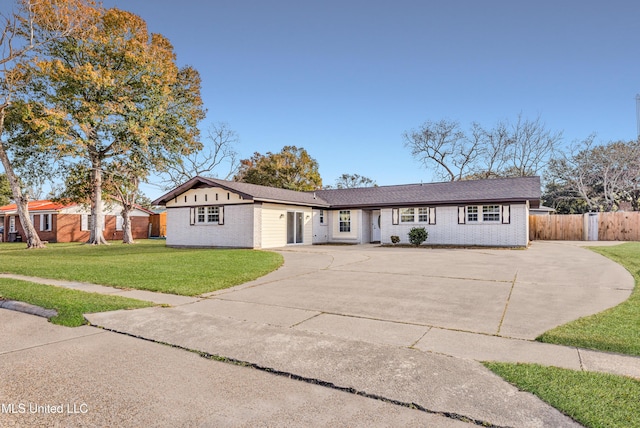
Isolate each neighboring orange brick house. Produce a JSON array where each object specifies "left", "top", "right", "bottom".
[{"left": 0, "top": 200, "right": 152, "bottom": 243}]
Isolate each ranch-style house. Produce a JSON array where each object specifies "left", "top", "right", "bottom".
[{"left": 152, "top": 176, "right": 541, "bottom": 248}]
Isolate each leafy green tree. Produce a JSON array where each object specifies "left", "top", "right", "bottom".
[
  {"left": 541, "top": 180, "right": 589, "bottom": 214},
  {"left": 235, "top": 146, "right": 322, "bottom": 191},
  {"left": 0, "top": 173, "right": 11, "bottom": 206},
  {"left": 24, "top": 6, "right": 205, "bottom": 244},
  {"left": 0, "top": 0, "right": 94, "bottom": 248}
]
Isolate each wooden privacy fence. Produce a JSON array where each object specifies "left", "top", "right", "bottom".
[{"left": 529, "top": 212, "right": 640, "bottom": 241}]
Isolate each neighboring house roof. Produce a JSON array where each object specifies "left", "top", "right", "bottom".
[
  {"left": 153, "top": 176, "right": 541, "bottom": 209},
  {"left": 530, "top": 205, "right": 556, "bottom": 214},
  {"left": 0, "top": 200, "right": 72, "bottom": 214},
  {"left": 130, "top": 205, "right": 156, "bottom": 215},
  {"left": 315, "top": 176, "right": 542, "bottom": 208},
  {"left": 0, "top": 200, "right": 154, "bottom": 215},
  {"left": 152, "top": 176, "right": 331, "bottom": 207}
]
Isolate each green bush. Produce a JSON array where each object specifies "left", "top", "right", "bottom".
[
  {"left": 390, "top": 235, "right": 400, "bottom": 244},
  {"left": 408, "top": 227, "right": 428, "bottom": 246}
]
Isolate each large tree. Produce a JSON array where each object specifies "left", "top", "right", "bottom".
[
  {"left": 403, "top": 115, "right": 562, "bottom": 181},
  {"left": 235, "top": 145, "right": 322, "bottom": 191},
  {"left": 546, "top": 137, "right": 640, "bottom": 212},
  {"left": 403, "top": 119, "right": 475, "bottom": 181},
  {"left": 25, "top": 6, "right": 205, "bottom": 244},
  {"left": 0, "top": 0, "right": 91, "bottom": 248}
]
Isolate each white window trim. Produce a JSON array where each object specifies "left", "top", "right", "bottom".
[
  {"left": 80, "top": 214, "right": 105, "bottom": 231},
  {"left": 398, "top": 207, "right": 430, "bottom": 223},
  {"left": 190, "top": 206, "right": 224, "bottom": 226},
  {"left": 81, "top": 214, "right": 89, "bottom": 231},
  {"left": 116, "top": 216, "right": 124, "bottom": 231},
  {"left": 206, "top": 206, "right": 220, "bottom": 223},
  {"left": 339, "top": 210, "right": 351, "bottom": 233},
  {"left": 400, "top": 208, "right": 415, "bottom": 223},
  {"left": 465, "top": 205, "right": 502, "bottom": 223},
  {"left": 9, "top": 216, "right": 16, "bottom": 233},
  {"left": 482, "top": 205, "right": 501, "bottom": 223},
  {"left": 40, "top": 213, "right": 52, "bottom": 232}
]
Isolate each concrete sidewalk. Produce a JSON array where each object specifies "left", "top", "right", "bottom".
[
  {"left": 1, "top": 309, "right": 462, "bottom": 427},
  {"left": 86, "top": 306, "right": 581, "bottom": 427}
]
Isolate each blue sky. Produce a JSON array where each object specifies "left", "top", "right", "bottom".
[{"left": 70, "top": 1, "right": 640, "bottom": 197}]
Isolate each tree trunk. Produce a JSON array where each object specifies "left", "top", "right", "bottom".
[
  {"left": 121, "top": 207, "right": 134, "bottom": 244},
  {"left": 88, "top": 153, "right": 108, "bottom": 245},
  {"left": 0, "top": 110, "right": 44, "bottom": 249}
]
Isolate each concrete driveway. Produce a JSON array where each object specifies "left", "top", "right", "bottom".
[
  {"left": 80, "top": 240, "right": 637, "bottom": 427},
  {"left": 202, "top": 241, "right": 633, "bottom": 341}
]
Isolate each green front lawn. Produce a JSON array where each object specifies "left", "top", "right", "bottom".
[
  {"left": 0, "top": 240, "right": 283, "bottom": 296},
  {"left": 485, "top": 362, "right": 640, "bottom": 428},
  {"left": 537, "top": 242, "right": 640, "bottom": 356},
  {"left": 0, "top": 279, "right": 153, "bottom": 326}
]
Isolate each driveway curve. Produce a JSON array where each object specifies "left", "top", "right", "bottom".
[{"left": 210, "top": 241, "right": 634, "bottom": 341}]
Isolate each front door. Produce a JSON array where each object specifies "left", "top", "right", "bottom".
[
  {"left": 287, "top": 211, "right": 304, "bottom": 244},
  {"left": 371, "top": 210, "right": 381, "bottom": 242}
]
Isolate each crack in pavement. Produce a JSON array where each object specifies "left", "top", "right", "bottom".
[
  {"left": 0, "top": 329, "right": 106, "bottom": 356},
  {"left": 496, "top": 272, "right": 518, "bottom": 336},
  {"left": 89, "top": 323, "right": 512, "bottom": 428},
  {"left": 319, "top": 268, "right": 515, "bottom": 284}
]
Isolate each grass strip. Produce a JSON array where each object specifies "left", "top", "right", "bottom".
[
  {"left": 0, "top": 279, "right": 153, "bottom": 327},
  {"left": 484, "top": 362, "right": 640, "bottom": 428},
  {"left": 537, "top": 242, "right": 640, "bottom": 356},
  {"left": 0, "top": 240, "right": 283, "bottom": 296}
]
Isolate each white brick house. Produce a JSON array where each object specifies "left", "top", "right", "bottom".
[{"left": 152, "top": 176, "right": 541, "bottom": 248}]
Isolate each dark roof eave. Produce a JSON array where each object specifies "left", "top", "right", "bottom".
[
  {"left": 254, "top": 197, "right": 330, "bottom": 208},
  {"left": 327, "top": 197, "right": 540, "bottom": 210}
]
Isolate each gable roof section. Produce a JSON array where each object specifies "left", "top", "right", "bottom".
[
  {"left": 315, "top": 176, "right": 541, "bottom": 208},
  {"left": 152, "top": 176, "right": 330, "bottom": 207}
]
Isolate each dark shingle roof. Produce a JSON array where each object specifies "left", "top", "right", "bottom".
[
  {"left": 314, "top": 176, "right": 541, "bottom": 208},
  {"left": 152, "top": 177, "right": 330, "bottom": 207},
  {"left": 152, "top": 176, "right": 541, "bottom": 208}
]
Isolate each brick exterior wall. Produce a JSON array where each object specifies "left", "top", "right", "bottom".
[
  {"left": 3, "top": 213, "right": 149, "bottom": 243},
  {"left": 56, "top": 213, "right": 90, "bottom": 243},
  {"left": 104, "top": 215, "right": 150, "bottom": 241}
]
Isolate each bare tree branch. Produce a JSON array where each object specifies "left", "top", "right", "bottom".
[
  {"left": 404, "top": 116, "right": 562, "bottom": 181},
  {"left": 160, "top": 121, "right": 239, "bottom": 189}
]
